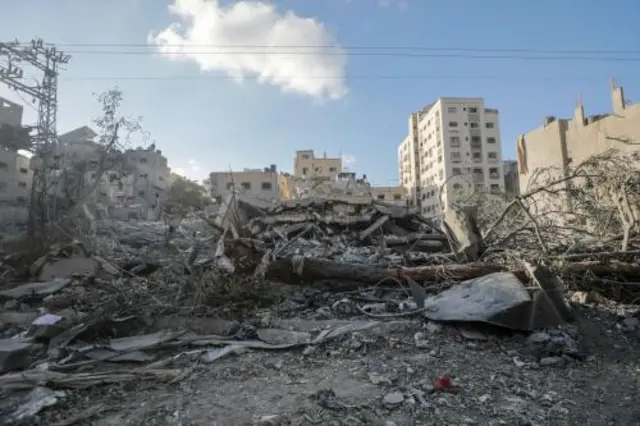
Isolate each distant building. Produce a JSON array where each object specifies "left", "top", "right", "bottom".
[
  {"left": 208, "top": 165, "right": 280, "bottom": 202},
  {"left": 0, "top": 98, "right": 31, "bottom": 206},
  {"left": 399, "top": 97, "right": 504, "bottom": 219},
  {"left": 517, "top": 80, "right": 640, "bottom": 204},
  {"left": 52, "top": 127, "right": 171, "bottom": 209},
  {"left": 293, "top": 149, "right": 342, "bottom": 180},
  {"left": 503, "top": 160, "right": 519, "bottom": 198}
]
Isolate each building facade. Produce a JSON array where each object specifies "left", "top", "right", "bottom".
[
  {"left": 369, "top": 185, "right": 407, "bottom": 205},
  {"left": 208, "top": 166, "right": 280, "bottom": 202},
  {"left": 52, "top": 127, "right": 171, "bottom": 209},
  {"left": 293, "top": 149, "right": 342, "bottom": 179},
  {"left": 0, "top": 97, "right": 32, "bottom": 205},
  {"left": 518, "top": 80, "right": 640, "bottom": 197},
  {"left": 399, "top": 97, "right": 504, "bottom": 218}
]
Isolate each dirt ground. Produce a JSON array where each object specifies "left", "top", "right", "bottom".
[{"left": 36, "top": 302, "right": 640, "bottom": 426}]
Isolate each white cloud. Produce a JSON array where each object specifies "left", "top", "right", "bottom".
[
  {"left": 150, "top": 0, "right": 348, "bottom": 100},
  {"left": 377, "top": 0, "right": 408, "bottom": 10},
  {"left": 341, "top": 154, "right": 357, "bottom": 166},
  {"left": 187, "top": 159, "right": 202, "bottom": 171}
]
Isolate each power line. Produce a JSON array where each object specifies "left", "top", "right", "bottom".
[
  {"left": 45, "top": 49, "right": 640, "bottom": 62},
  {"left": 15, "top": 43, "right": 640, "bottom": 55},
  {"left": 58, "top": 74, "right": 639, "bottom": 82}
]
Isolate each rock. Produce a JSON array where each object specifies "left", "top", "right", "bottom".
[
  {"left": 256, "top": 414, "right": 284, "bottom": 426},
  {"left": 27, "top": 314, "right": 71, "bottom": 341},
  {"left": 39, "top": 256, "right": 98, "bottom": 280},
  {"left": 0, "top": 339, "right": 37, "bottom": 373},
  {"left": 424, "top": 322, "right": 442, "bottom": 334},
  {"left": 368, "top": 372, "right": 391, "bottom": 385},
  {"left": 460, "top": 328, "right": 488, "bottom": 341},
  {"left": 527, "top": 331, "right": 550, "bottom": 344},
  {"left": 383, "top": 391, "right": 404, "bottom": 406},
  {"left": 571, "top": 291, "right": 607, "bottom": 305},
  {"left": 621, "top": 317, "right": 640, "bottom": 331},
  {"left": 3, "top": 300, "right": 18, "bottom": 310},
  {"left": 539, "top": 356, "right": 565, "bottom": 367},
  {"left": 414, "top": 331, "right": 429, "bottom": 348}
]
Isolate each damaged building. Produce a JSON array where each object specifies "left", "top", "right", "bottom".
[
  {"left": 50, "top": 126, "right": 172, "bottom": 217},
  {"left": 208, "top": 165, "right": 280, "bottom": 202},
  {"left": 517, "top": 79, "right": 640, "bottom": 209},
  {"left": 0, "top": 97, "right": 32, "bottom": 225}
]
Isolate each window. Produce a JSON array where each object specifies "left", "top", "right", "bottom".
[
  {"left": 475, "top": 184, "right": 484, "bottom": 192},
  {"left": 301, "top": 154, "right": 310, "bottom": 159},
  {"left": 472, "top": 152, "right": 482, "bottom": 161},
  {"left": 159, "top": 176, "right": 164, "bottom": 181},
  {"left": 451, "top": 152, "right": 461, "bottom": 162},
  {"left": 393, "top": 194, "right": 402, "bottom": 200},
  {"left": 377, "top": 194, "right": 385, "bottom": 200},
  {"left": 449, "top": 121, "right": 458, "bottom": 127},
  {"left": 487, "top": 137, "right": 496, "bottom": 144},
  {"left": 302, "top": 167, "right": 308, "bottom": 175},
  {"left": 490, "top": 184, "right": 500, "bottom": 193},
  {"left": 139, "top": 158, "right": 148, "bottom": 164},
  {"left": 452, "top": 167, "right": 462, "bottom": 175},
  {"left": 138, "top": 190, "right": 145, "bottom": 196},
  {"left": 448, "top": 106, "right": 457, "bottom": 113},
  {"left": 488, "top": 152, "right": 498, "bottom": 160},
  {"left": 450, "top": 136, "right": 461, "bottom": 146},
  {"left": 469, "top": 107, "right": 478, "bottom": 113},
  {"left": 471, "top": 136, "right": 481, "bottom": 144},
  {"left": 473, "top": 168, "right": 483, "bottom": 175},
  {"left": 314, "top": 167, "right": 322, "bottom": 173},
  {"left": 261, "top": 182, "right": 272, "bottom": 190},
  {"left": 329, "top": 167, "right": 337, "bottom": 172},
  {"left": 489, "top": 167, "right": 500, "bottom": 177},
  {"left": 0, "top": 161, "right": 8, "bottom": 170},
  {"left": 453, "top": 183, "right": 462, "bottom": 190},
  {"left": 241, "top": 182, "right": 251, "bottom": 189},
  {"left": 485, "top": 122, "right": 495, "bottom": 129},
  {"left": 19, "top": 167, "right": 28, "bottom": 174},
  {"left": 470, "top": 122, "right": 479, "bottom": 128}
]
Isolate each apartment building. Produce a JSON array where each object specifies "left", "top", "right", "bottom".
[
  {"left": 294, "top": 150, "right": 342, "bottom": 180},
  {"left": 53, "top": 127, "right": 171, "bottom": 208},
  {"left": 399, "top": 97, "right": 504, "bottom": 218},
  {"left": 518, "top": 80, "right": 640, "bottom": 201},
  {"left": 0, "top": 97, "right": 32, "bottom": 205},
  {"left": 208, "top": 165, "right": 280, "bottom": 202}
]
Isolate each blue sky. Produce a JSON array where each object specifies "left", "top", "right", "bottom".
[{"left": 1, "top": 0, "right": 639, "bottom": 185}]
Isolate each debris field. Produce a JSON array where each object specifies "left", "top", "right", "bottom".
[{"left": 1, "top": 193, "right": 639, "bottom": 425}]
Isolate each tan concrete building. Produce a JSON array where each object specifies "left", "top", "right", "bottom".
[
  {"left": 369, "top": 185, "right": 407, "bottom": 205},
  {"left": 0, "top": 97, "right": 32, "bottom": 206},
  {"left": 518, "top": 80, "right": 640, "bottom": 197},
  {"left": 208, "top": 165, "right": 280, "bottom": 202},
  {"left": 293, "top": 149, "right": 342, "bottom": 179},
  {"left": 399, "top": 97, "right": 504, "bottom": 219},
  {"left": 52, "top": 127, "right": 172, "bottom": 209}
]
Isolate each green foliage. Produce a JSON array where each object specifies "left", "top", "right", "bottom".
[{"left": 165, "top": 177, "right": 209, "bottom": 215}]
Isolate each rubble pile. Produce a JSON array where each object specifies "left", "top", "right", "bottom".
[{"left": 0, "top": 191, "right": 639, "bottom": 424}]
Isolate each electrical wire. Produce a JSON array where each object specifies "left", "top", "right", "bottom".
[
  {"left": 57, "top": 74, "right": 638, "bottom": 82},
  {"left": 13, "top": 42, "right": 640, "bottom": 55}
]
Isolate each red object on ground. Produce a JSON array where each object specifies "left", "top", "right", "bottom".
[{"left": 433, "top": 375, "right": 452, "bottom": 391}]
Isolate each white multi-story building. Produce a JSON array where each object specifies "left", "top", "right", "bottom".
[{"left": 399, "top": 97, "right": 504, "bottom": 219}]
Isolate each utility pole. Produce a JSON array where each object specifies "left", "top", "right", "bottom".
[{"left": 0, "top": 38, "right": 70, "bottom": 245}]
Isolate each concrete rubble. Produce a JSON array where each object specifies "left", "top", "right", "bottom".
[{"left": 0, "top": 190, "right": 639, "bottom": 424}]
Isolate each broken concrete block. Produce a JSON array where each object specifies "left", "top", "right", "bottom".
[
  {"left": 27, "top": 314, "right": 70, "bottom": 342},
  {"left": 441, "top": 204, "right": 483, "bottom": 261},
  {"left": 39, "top": 257, "right": 98, "bottom": 280},
  {"left": 0, "top": 278, "right": 71, "bottom": 299},
  {"left": 0, "top": 339, "right": 37, "bottom": 373}
]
